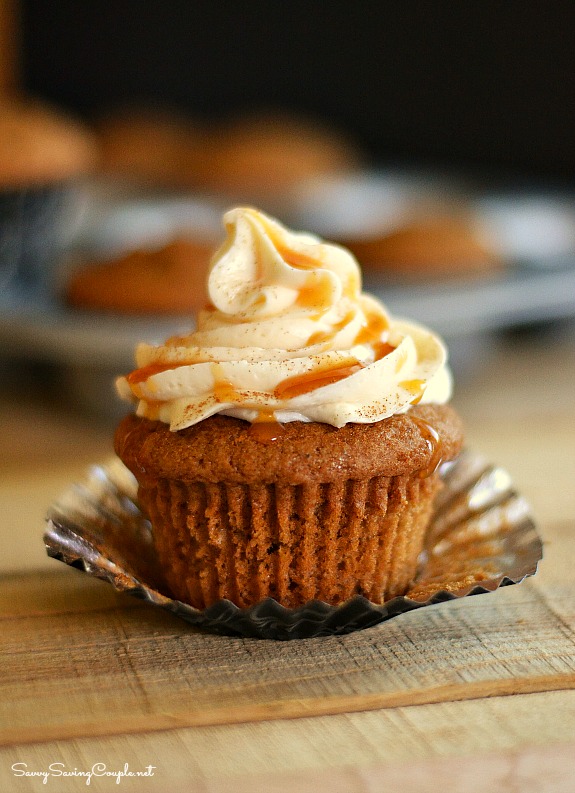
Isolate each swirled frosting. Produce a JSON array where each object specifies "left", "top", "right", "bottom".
[{"left": 116, "top": 207, "right": 452, "bottom": 430}]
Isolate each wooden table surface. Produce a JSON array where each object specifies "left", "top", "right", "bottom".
[{"left": 1, "top": 321, "right": 574, "bottom": 792}]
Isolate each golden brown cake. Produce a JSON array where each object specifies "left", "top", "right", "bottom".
[
  {"left": 97, "top": 108, "right": 362, "bottom": 200},
  {"left": 66, "top": 238, "right": 214, "bottom": 315},
  {"left": 0, "top": 97, "right": 99, "bottom": 187},
  {"left": 115, "top": 406, "right": 463, "bottom": 609},
  {"left": 97, "top": 107, "right": 206, "bottom": 188},
  {"left": 0, "top": 97, "right": 99, "bottom": 295},
  {"left": 114, "top": 207, "right": 463, "bottom": 611},
  {"left": 342, "top": 215, "right": 501, "bottom": 280},
  {"left": 194, "top": 112, "right": 363, "bottom": 201}
]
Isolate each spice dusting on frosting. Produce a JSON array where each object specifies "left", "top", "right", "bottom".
[{"left": 116, "top": 207, "right": 452, "bottom": 429}]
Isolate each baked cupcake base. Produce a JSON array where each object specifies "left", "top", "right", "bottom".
[
  {"left": 115, "top": 406, "right": 464, "bottom": 610},
  {"left": 139, "top": 473, "right": 441, "bottom": 610},
  {"left": 44, "top": 450, "right": 542, "bottom": 639}
]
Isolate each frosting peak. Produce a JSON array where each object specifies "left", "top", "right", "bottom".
[
  {"left": 117, "top": 207, "right": 451, "bottom": 429},
  {"left": 208, "top": 207, "right": 358, "bottom": 318}
]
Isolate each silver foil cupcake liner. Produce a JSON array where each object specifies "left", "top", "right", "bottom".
[{"left": 44, "top": 449, "right": 542, "bottom": 640}]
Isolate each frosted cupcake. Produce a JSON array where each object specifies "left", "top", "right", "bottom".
[
  {"left": 114, "top": 207, "right": 463, "bottom": 610},
  {"left": 0, "top": 98, "right": 98, "bottom": 296}
]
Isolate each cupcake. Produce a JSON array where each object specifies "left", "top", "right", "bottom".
[
  {"left": 114, "top": 207, "right": 463, "bottom": 610},
  {"left": 193, "top": 112, "right": 363, "bottom": 205},
  {"left": 341, "top": 214, "right": 502, "bottom": 281},
  {"left": 0, "top": 97, "right": 99, "bottom": 297},
  {"left": 65, "top": 237, "right": 214, "bottom": 315},
  {"left": 97, "top": 106, "right": 206, "bottom": 189},
  {"left": 97, "top": 108, "right": 363, "bottom": 210}
]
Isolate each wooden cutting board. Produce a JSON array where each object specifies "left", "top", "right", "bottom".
[{"left": 1, "top": 519, "right": 574, "bottom": 747}]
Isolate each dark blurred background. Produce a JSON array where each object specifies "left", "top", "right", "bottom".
[{"left": 19, "top": 0, "right": 575, "bottom": 181}]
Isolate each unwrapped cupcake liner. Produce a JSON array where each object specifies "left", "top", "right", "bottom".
[{"left": 44, "top": 450, "right": 542, "bottom": 640}]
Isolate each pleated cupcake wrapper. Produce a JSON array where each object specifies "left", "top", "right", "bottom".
[
  {"left": 44, "top": 450, "right": 542, "bottom": 639},
  {"left": 140, "top": 475, "right": 440, "bottom": 611}
]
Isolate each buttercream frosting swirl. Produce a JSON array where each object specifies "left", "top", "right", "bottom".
[{"left": 116, "top": 207, "right": 451, "bottom": 429}]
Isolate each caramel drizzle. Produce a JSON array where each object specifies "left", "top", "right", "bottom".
[
  {"left": 258, "top": 212, "right": 359, "bottom": 305},
  {"left": 274, "top": 360, "right": 364, "bottom": 400},
  {"left": 141, "top": 399, "right": 165, "bottom": 421},
  {"left": 213, "top": 381, "right": 241, "bottom": 404},
  {"left": 412, "top": 416, "right": 444, "bottom": 478},
  {"left": 248, "top": 411, "right": 286, "bottom": 444},
  {"left": 373, "top": 341, "right": 397, "bottom": 361},
  {"left": 353, "top": 312, "right": 389, "bottom": 346},
  {"left": 400, "top": 378, "right": 427, "bottom": 405},
  {"left": 306, "top": 310, "right": 356, "bottom": 347},
  {"left": 278, "top": 246, "right": 320, "bottom": 271},
  {"left": 126, "top": 361, "right": 181, "bottom": 385},
  {"left": 296, "top": 275, "right": 336, "bottom": 309},
  {"left": 354, "top": 312, "right": 396, "bottom": 362}
]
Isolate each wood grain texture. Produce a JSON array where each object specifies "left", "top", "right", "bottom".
[
  {"left": 0, "top": 319, "right": 574, "bottom": 789},
  {"left": 3, "top": 690, "right": 575, "bottom": 793},
  {"left": 1, "top": 519, "right": 573, "bottom": 746}
]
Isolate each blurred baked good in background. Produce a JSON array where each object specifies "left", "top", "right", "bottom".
[
  {"left": 97, "top": 107, "right": 206, "bottom": 190},
  {"left": 65, "top": 237, "right": 214, "bottom": 315},
  {"left": 0, "top": 97, "right": 99, "bottom": 187},
  {"left": 0, "top": 96, "right": 99, "bottom": 296},
  {"left": 341, "top": 214, "right": 502, "bottom": 281},
  {"left": 97, "top": 107, "right": 364, "bottom": 204},
  {"left": 191, "top": 111, "right": 363, "bottom": 201}
]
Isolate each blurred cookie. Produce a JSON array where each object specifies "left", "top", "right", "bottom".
[
  {"left": 97, "top": 107, "right": 363, "bottom": 201},
  {"left": 342, "top": 215, "right": 502, "bottom": 279},
  {"left": 195, "top": 112, "right": 364, "bottom": 200},
  {"left": 65, "top": 238, "right": 214, "bottom": 315},
  {"left": 0, "top": 97, "right": 99, "bottom": 187},
  {"left": 0, "top": 97, "right": 98, "bottom": 295},
  {"left": 97, "top": 107, "right": 206, "bottom": 188}
]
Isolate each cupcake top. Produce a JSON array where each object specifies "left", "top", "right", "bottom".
[{"left": 116, "top": 207, "right": 452, "bottom": 430}]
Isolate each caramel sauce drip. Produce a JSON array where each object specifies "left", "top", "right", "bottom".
[
  {"left": 296, "top": 274, "right": 336, "bottom": 309},
  {"left": 142, "top": 400, "right": 165, "bottom": 421},
  {"left": 279, "top": 246, "right": 320, "bottom": 271},
  {"left": 373, "top": 341, "right": 397, "bottom": 361},
  {"left": 260, "top": 212, "right": 359, "bottom": 306},
  {"left": 412, "top": 415, "right": 444, "bottom": 478},
  {"left": 306, "top": 329, "right": 332, "bottom": 347},
  {"left": 276, "top": 238, "right": 359, "bottom": 298},
  {"left": 354, "top": 313, "right": 396, "bottom": 361},
  {"left": 354, "top": 312, "right": 389, "bottom": 346},
  {"left": 214, "top": 380, "right": 241, "bottom": 403},
  {"left": 400, "top": 378, "right": 426, "bottom": 405},
  {"left": 127, "top": 362, "right": 181, "bottom": 385},
  {"left": 211, "top": 364, "right": 242, "bottom": 403},
  {"left": 292, "top": 261, "right": 359, "bottom": 308},
  {"left": 306, "top": 310, "right": 356, "bottom": 346},
  {"left": 248, "top": 411, "right": 286, "bottom": 444},
  {"left": 258, "top": 213, "right": 316, "bottom": 271},
  {"left": 274, "top": 360, "right": 364, "bottom": 400}
]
